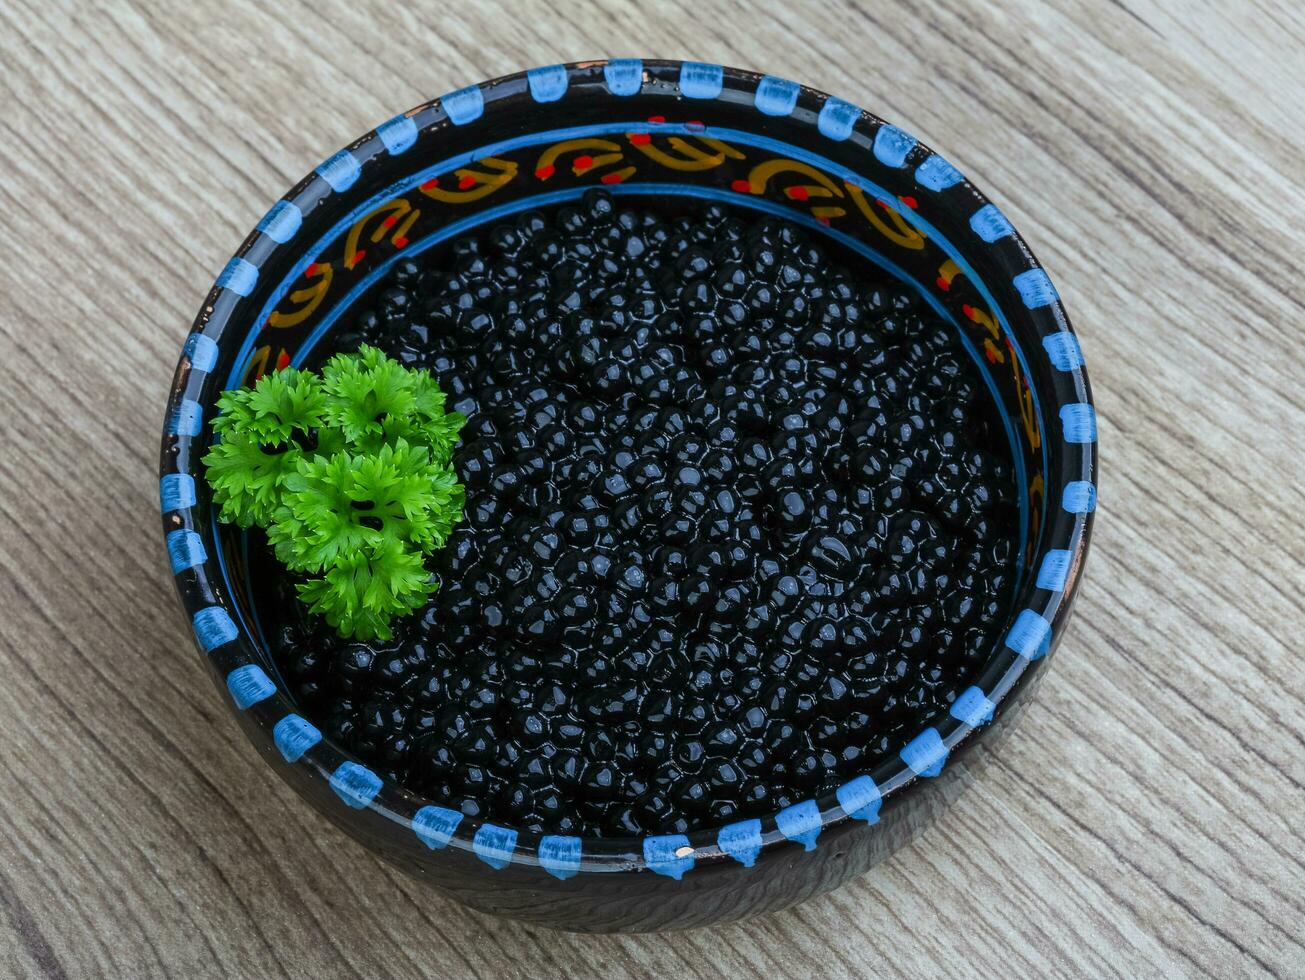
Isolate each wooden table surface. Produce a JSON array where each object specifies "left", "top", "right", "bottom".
[{"left": 2, "top": 1, "right": 1302, "bottom": 976}]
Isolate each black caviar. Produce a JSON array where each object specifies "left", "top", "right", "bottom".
[{"left": 268, "top": 191, "right": 1019, "bottom": 838}]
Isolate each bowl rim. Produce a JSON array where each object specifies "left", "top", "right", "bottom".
[{"left": 160, "top": 58, "right": 1097, "bottom": 881}]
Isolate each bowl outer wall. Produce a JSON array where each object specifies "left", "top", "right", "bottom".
[{"left": 159, "top": 59, "right": 1097, "bottom": 930}]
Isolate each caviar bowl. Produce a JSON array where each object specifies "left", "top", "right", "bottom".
[{"left": 160, "top": 59, "right": 1096, "bottom": 933}]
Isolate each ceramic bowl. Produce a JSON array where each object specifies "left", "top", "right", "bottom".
[{"left": 160, "top": 59, "right": 1097, "bottom": 932}]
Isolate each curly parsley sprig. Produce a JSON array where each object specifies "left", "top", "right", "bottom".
[{"left": 203, "top": 345, "right": 465, "bottom": 640}]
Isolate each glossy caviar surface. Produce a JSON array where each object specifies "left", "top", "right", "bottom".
[{"left": 266, "top": 191, "right": 1019, "bottom": 838}]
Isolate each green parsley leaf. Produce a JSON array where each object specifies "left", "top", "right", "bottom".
[{"left": 202, "top": 347, "right": 465, "bottom": 639}]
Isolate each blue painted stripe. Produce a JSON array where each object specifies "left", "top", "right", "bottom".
[
  {"left": 873, "top": 124, "right": 917, "bottom": 168},
  {"left": 182, "top": 333, "right": 219, "bottom": 372},
  {"left": 679, "top": 62, "right": 723, "bottom": 99},
  {"left": 160, "top": 473, "right": 196, "bottom": 512},
  {"left": 1006, "top": 609, "right": 1053, "bottom": 660},
  {"left": 316, "top": 150, "right": 361, "bottom": 192},
  {"left": 754, "top": 75, "right": 799, "bottom": 116},
  {"left": 472, "top": 824, "right": 518, "bottom": 869},
  {"left": 836, "top": 775, "right": 881, "bottom": 824},
  {"left": 442, "top": 85, "right": 484, "bottom": 125},
  {"left": 226, "top": 664, "right": 275, "bottom": 709},
  {"left": 272, "top": 714, "right": 321, "bottom": 762},
  {"left": 604, "top": 58, "right": 643, "bottom": 96},
  {"left": 950, "top": 686, "right": 996, "bottom": 727},
  {"left": 775, "top": 800, "right": 822, "bottom": 851},
  {"left": 970, "top": 203, "right": 1014, "bottom": 242},
  {"left": 1043, "top": 331, "right": 1084, "bottom": 371},
  {"left": 166, "top": 528, "right": 207, "bottom": 573},
  {"left": 412, "top": 805, "right": 463, "bottom": 849},
  {"left": 527, "top": 64, "right": 568, "bottom": 103},
  {"left": 717, "top": 818, "right": 763, "bottom": 867},
  {"left": 216, "top": 257, "right": 257, "bottom": 297},
  {"left": 277, "top": 179, "right": 1033, "bottom": 578},
  {"left": 1037, "top": 549, "right": 1073, "bottom": 592},
  {"left": 1062, "top": 480, "right": 1097, "bottom": 514},
  {"left": 1060, "top": 403, "right": 1098, "bottom": 443},
  {"left": 900, "top": 727, "right": 948, "bottom": 777},
  {"left": 233, "top": 125, "right": 1044, "bottom": 476},
  {"left": 376, "top": 114, "right": 418, "bottom": 155},
  {"left": 915, "top": 153, "right": 964, "bottom": 190},
  {"left": 644, "top": 835, "right": 694, "bottom": 879},
  {"left": 1014, "top": 268, "right": 1060, "bottom": 308},
  {"left": 817, "top": 97, "right": 860, "bottom": 141},
  {"left": 256, "top": 200, "right": 302, "bottom": 244},
  {"left": 538, "top": 835, "right": 582, "bottom": 879},
  {"left": 192, "top": 606, "right": 237, "bottom": 652},
  {"left": 330, "top": 762, "right": 382, "bottom": 808},
  {"left": 227, "top": 122, "right": 1045, "bottom": 586},
  {"left": 167, "top": 399, "right": 203, "bottom": 437}
]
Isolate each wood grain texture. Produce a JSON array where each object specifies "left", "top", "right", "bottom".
[{"left": 1, "top": 0, "right": 1301, "bottom": 975}]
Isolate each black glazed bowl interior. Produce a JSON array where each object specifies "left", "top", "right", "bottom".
[{"left": 160, "top": 60, "right": 1097, "bottom": 933}]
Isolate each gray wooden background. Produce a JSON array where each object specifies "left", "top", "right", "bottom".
[{"left": 1, "top": 1, "right": 1302, "bottom": 977}]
